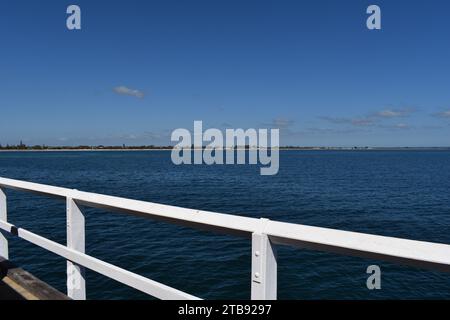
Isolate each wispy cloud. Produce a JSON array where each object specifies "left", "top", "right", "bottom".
[
  {"left": 273, "top": 118, "right": 295, "bottom": 128},
  {"left": 263, "top": 118, "right": 295, "bottom": 129},
  {"left": 319, "top": 108, "right": 415, "bottom": 128},
  {"left": 394, "top": 123, "right": 409, "bottom": 129},
  {"left": 375, "top": 108, "right": 414, "bottom": 118},
  {"left": 304, "top": 127, "right": 365, "bottom": 134},
  {"left": 82, "top": 131, "right": 167, "bottom": 145},
  {"left": 434, "top": 110, "right": 450, "bottom": 118},
  {"left": 220, "top": 122, "right": 233, "bottom": 128},
  {"left": 113, "top": 86, "right": 145, "bottom": 99},
  {"left": 113, "top": 131, "right": 163, "bottom": 140},
  {"left": 377, "top": 123, "right": 411, "bottom": 130},
  {"left": 319, "top": 116, "right": 375, "bottom": 127}
]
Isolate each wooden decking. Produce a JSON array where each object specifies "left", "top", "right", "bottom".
[{"left": 0, "top": 256, "right": 70, "bottom": 300}]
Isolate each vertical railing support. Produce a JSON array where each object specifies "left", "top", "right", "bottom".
[
  {"left": 251, "top": 219, "right": 277, "bottom": 300},
  {"left": 67, "top": 197, "right": 86, "bottom": 300},
  {"left": 0, "top": 188, "right": 8, "bottom": 259}
]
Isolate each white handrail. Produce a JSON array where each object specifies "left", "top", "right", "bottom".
[
  {"left": 0, "top": 220, "right": 198, "bottom": 300},
  {"left": 1, "top": 176, "right": 450, "bottom": 300}
]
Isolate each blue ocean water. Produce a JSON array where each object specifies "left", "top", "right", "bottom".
[{"left": 1, "top": 150, "right": 450, "bottom": 299}]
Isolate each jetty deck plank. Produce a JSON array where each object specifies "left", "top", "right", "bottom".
[
  {"left": 0, "top": 256, "right": 70, "bottom": 300},
  {"left": 0, "top": 280, "right": 25, "bottom": 300}
]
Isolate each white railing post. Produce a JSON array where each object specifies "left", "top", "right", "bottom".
[
  {"left": 251, "top": 219, "right": 277, "bottom": 300},
  {"left": 67, "top": 197, "right": 86, "bottom": 300},
  {"left": 0, "top": 188, "right": 8, "bottom": 259}
]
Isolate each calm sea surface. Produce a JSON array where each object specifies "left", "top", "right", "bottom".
[{"left": 1, "top": 150, "right": 450, "bottom": 299}]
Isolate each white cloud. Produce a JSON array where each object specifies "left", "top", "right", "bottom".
[
  {"left": 113, "top": 86, "right": 145, "bottom": 99},
  {"left": 319, "top": 108, "right": 414, "bottom": 128},
  {"left": 272, "top": 118, "right": 294, "bottom": 128},
  {"left": 376, "top": 109, "right": 413, "bottom": 118},
  {"left": 436, "top": 110, "right": 450, "bottom": 118},
  {"left": 261, "top": 118, "right": 295, "bottom": 129},
  {"left": 377, "top": 110, "right": 402, "bottom": 117},
  {"left": 319, "top": 116, "right": 375, "bottom": 127}
]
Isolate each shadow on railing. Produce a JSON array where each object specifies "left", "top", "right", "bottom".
[{"left": 1, "top": 177, "right": 450, "bottom": 300}]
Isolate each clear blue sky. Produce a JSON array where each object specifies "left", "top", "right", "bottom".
[{"left": 1, "top": 0, "right": 449, "bottom": 147}]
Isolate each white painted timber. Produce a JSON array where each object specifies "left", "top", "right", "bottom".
[
  {"left": 251, "top": 232, "right": 277, "bottom": 300},
  {"left": 1, "top": 176, "right": 450, "bottom": 300},
  {"left": 265, "top": 220, "right": 450, "bottom": 272},
  {"left": 0, "top": 177, "right": 70, "bottom": 199},
  {"left": 0, "top": 219, "right": 12, "bottom": 234},
  {"left": 0, "top": 177, "right": 257, "bottom": 236},
  {"left": 0, "top": 220, "right": 199, "bottom": 300},
  {"left": 0, "top": 188, "right": 7, "bottom": 259},
  {"left": 67, "top": 198, "right": 86, "bottom": 300}
]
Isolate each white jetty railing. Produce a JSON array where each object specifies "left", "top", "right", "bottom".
[{"left": 1, "top": 177, "right": 450, "bottom": 300}]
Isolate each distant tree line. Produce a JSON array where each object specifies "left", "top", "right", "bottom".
[
  {"left": 0, "top": 142, "right": 175, "bottom": 150},
  {"left": 2, "top": 142, "right": 442, "bottom": 151}
]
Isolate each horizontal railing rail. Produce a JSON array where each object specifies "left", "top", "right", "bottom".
[{"left": 1, "top": 176, "right": 450, "bottom": 299}]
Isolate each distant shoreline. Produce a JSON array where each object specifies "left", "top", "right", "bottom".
[{"left": 1, "top": 147, "right": 450, "bottom": 152}]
